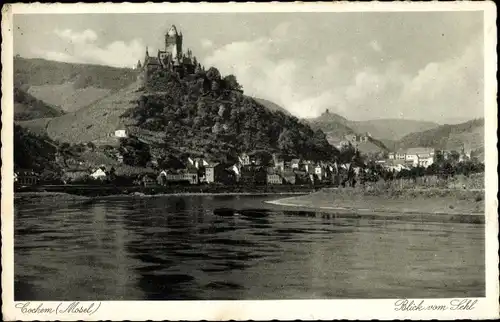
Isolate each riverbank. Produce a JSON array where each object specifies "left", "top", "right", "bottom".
[
  {"left": 266, "top": 187, "right": 485, "bottom": 217},
  {"left": 15, "top": 183, "right": 320, "bottom": 198}
]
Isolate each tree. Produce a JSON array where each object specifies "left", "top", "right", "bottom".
[{"left": 277, "top": 129, "right": 295, "bottom": 153}]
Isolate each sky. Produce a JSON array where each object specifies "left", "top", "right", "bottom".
[{"left": 13, "top": 12, "right": 484, "bottom": 123}]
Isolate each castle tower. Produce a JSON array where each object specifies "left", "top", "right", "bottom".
[{"left": 165, "top": 25, "right": 183, "bottom": 64}]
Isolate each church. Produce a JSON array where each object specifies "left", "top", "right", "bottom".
[{"left": 137, "top": 25, "right": 198, "bottom": 84}]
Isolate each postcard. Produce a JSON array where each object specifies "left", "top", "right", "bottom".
[{"left": 1, "top": 1, "right": 498, "bottom": 320}]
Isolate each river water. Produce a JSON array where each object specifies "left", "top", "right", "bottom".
[{"left": 14, "top": 194, "right": 484, "bottom": 300}]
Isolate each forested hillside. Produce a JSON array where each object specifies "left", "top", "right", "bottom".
[
  {"left": 396, "top": 118, "right": 484, "bottom": 151},
  {"left": 14, "top": 125, "right": 59, "bottom": 172}
]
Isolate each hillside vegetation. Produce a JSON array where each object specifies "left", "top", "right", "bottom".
[
  {"left": 26, "top": 83, "right": 112, "bottom": 113},
  {"left": 124, "top": 66, "right": 338, "bottom": 162},
  {"left": 307, "top": 110, "right": 389, "bottom": 154},
  {"left": 14, "top": 125, "right": 59, "bottom": 172},
  {"left": 396, "top": 118, "right": 484, "bottom": 151},
  {"left": 14, "top": 87, "right": 64, "bottom": 120}
]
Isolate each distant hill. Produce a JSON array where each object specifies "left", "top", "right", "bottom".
[
  {"left": 14, "top": 87, "right": 64, "bottom": 120},
  {"left": 349, "top": 119, "right": 440, "bottom": 141},
  {"left": 306, "top": 110, "right": 389, "bottom": 155},
  {"left": 14, "top": 57, "right": 138, "bottom": 112},
  {"left": 46, "top": 81, "right": 142, "bottom": 145},
  {"left": 395, "top": 118, "right": 484, "bottom": 152}
]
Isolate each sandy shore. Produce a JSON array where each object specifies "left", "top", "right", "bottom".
[{"left": 265, "top": 188, "right": 485, "bottom": 218}]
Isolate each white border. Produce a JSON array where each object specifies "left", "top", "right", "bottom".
[{"left": 2, "top": 2, "right": 498, "bottom": 321}]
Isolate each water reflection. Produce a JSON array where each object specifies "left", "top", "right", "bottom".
[{"left": 15, "top": 195, "right": 485, "bottom": 300}]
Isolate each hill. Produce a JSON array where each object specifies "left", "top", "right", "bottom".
[
  {"left": 14, "top": 57, "right": 138, "bottom": 112},
  {"left": 46, "top": 80, "right": 142, "bottom": 145},
  {"left": 14, "top": 87, "right": 64, "bottom": 120},
  {"left": 307, "top": 110, "right": 389, "bottom": 155},
  {"left": 349, "top": 119, "right": 440, "bottom": 141},
  {"left": 121, "top": 65, "right": 338, "bottom": 163},
  {"left": 395, "top": 118, "right": 484, "bottom": 152},
  {"left": 307, "top": 110, "right": 356, "bottom": 141}
]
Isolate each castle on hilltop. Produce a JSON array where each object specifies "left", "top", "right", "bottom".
[{"left": 137, "top": 25, "right": 199, "bottom": 85}]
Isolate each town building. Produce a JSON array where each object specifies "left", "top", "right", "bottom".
[
  {"left": 205, "top": 163, "right": 231, "bottom": 184},
  {"left": 267, "top": 174, "right": 284, "bottom": 185},
  {"left": 405, "top": 147, "right": 435, "bottom": 167},
  {"left": 15, "top": 170, "right": 39, "bottom": 186},
  {"left": 238, "top": 153, "right": 251, "bottom": 166},
  {"left": 158, "top": 170, "right": 198, "bottom": 185}
]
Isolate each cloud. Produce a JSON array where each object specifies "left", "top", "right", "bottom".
[
  {"left": 202, "top": 24, "right": 483, "bottom": 122},
  {"left": 33, "top": 28, "right": 145, "bottom": 68},
  {"left": 201, "top": 38, "right": 213, "bottom": 49},
  {"left": 54, "top": 29, "right": 98, "bottom": 45},
  {"left": 369, "top": 40, "right": 382, "bottom": 53}
]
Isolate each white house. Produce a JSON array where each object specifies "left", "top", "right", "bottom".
[
  {"left": 90, "top": 168, "right": 107, "bottom": 180},
  {"left": 114, "top": 129, "right": 128, "bottom": 138}
]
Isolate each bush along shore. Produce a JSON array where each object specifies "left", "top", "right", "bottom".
[{"left": 266, "top": 187, "right": 485, "bottom": 220}]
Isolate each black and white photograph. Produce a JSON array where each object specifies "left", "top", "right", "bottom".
[{"left": 1, "top": 2, "right": 498, "bottom": 321}]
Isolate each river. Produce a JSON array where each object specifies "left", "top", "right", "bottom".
[{"left": 14, "top": 194, "right": 484, "bottom": 300}]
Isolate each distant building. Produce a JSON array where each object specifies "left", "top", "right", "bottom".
[
  {"left": 345, "top": 133, "right": 369, "bottom": 144},
  {"left": 382, "top": 160, "right": 406, "bottom": 172},
  {"left": 188, "top": 157, "right": 210, "bottom": 169},
  {"left": 405, "top": 147, "right": 435, "bottom": 167}
]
